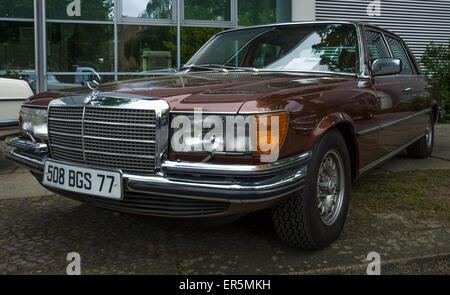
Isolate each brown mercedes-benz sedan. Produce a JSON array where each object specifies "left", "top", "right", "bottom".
[{"left": 8, "top": 21, "right": 439, "bottom": 249}]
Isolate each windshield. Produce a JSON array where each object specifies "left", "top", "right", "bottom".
[{"left": 186, "top": 24, "right": 360, "bottom": 73}]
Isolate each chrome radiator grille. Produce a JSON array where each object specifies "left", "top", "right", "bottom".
[{"left": 48, "top": 106, "right": 157, "bottom": 171}]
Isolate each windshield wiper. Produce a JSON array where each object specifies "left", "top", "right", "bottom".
[{"left": 181, "top": 64, "right": 259, "bottom": 73}]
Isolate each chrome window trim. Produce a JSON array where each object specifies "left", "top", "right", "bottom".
[{"left": 357, "top": 108, "right": 432, "bottom": 137}]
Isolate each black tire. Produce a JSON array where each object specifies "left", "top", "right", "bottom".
[
  {"left": 406, "top": 114, "right": 434, "bottom": 158},
  {"left": 272, "top": 129, "right": 351, "bottom": 250}
]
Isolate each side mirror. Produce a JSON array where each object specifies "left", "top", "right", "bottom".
[{"left": 371, "top": 58, "right": 401, "bottom": 76}]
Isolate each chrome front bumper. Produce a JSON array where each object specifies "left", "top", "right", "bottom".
[{"left": 7, "top": 137, "right": 310, "bottom": 204}]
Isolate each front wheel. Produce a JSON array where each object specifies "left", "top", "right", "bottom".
[{"left": 272, "top": 129, "right": 351, "bottom": 250}]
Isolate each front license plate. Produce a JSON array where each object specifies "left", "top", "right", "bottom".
[{"left": 43, "top": 160, "right": 122, "bottom": 200}]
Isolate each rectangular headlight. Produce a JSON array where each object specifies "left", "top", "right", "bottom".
[
  {"left": 20, "top": 106, "right": 48, "bottom": 139},
  {"left": 170, "top": 111, "right": 288, "bottom": 157}
]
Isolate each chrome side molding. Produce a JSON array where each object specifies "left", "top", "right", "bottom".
[
  {"left": 359, "top": 133, "right": 424, "bottom": 175},
  {"left": 357, "top": 108, "right": 432, "bottom": 137}
]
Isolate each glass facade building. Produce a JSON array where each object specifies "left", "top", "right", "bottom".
[{"left": 0, "top": 0, "right": 292, "bottom": 93}]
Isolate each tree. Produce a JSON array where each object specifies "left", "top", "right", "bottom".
[
  {"left": 421, "top": 40, "right": 450, "bottom": 122},
  {"left": 238, "top": 0, "right": 276, "bottom": 26}
]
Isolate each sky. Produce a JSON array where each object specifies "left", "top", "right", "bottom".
[{"left": 121, "top": 0, "right": 148, "bottom": 17}]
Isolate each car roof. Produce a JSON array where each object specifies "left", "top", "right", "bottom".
[{"left": 217, "top": 20, "right": 390, "bottom": 36}]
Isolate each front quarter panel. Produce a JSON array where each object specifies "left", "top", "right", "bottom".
[{"left": 240, "top": 77, "right": 378, "bottom": 172}]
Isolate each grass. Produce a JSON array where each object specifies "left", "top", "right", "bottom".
[{"left": 352, "top": 170, "right": 450, "bottom": 224}]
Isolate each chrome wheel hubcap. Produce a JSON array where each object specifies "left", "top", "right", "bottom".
[
  {"left": 425, "top": 119, "right": 432, "bottom": 149},
  {"left": 317, "top": 149, "right": 345, "bottom": 226}
]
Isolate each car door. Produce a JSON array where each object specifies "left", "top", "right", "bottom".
[
  {"left": 383, "top": 35, "right": 432, "bottom": 143},
  {"left": 355, "top": 29, "right": 392, "bottom": 167},
  {"left": 369, "top": 30, "right": 422, "bottom": 156}
]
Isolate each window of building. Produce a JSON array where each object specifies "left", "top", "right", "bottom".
[
  {"left": 0, "top": 21, "right": 35, "bottom": 84},
  {"left": 183, "top": 0, "right": 231, "bottom": 21},
  {"left": 1, "top": 0, "right": 289, "bottom": 92},
  {"left": 121, "top": 0, "right": 173, "bottom": 20},
  {"left": 0, "top": 0, "right": 34, "bottom": 18},
  {"left": 47, "top": 23, "right": 114, "bottom": 73},
  {"left": 118, "top": 25, "right": 176, "bottom": 72},
  {"left": 46, "top": 73, "right": 115, "bottom": 91},
  {"left": 385, "top": 35, "right": 414, "bottom": 75},
  {"left": 46, "top": 0, "right": 114, "bottom": 21},
  {"left": 238, "top": 0, "right": 276, "bottom": 26}
]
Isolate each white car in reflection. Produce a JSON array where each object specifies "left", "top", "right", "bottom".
[
  {"left": 20, "top": 71, "right": 81, "bottom": 91},
  {"left": 0, "top": 78, "right": 33, "bottom": 139}
]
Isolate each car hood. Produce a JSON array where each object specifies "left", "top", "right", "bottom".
[{"left": 27, "top": 72, "right": 356, "bottom": 113}]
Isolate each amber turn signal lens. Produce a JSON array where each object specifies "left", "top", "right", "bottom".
[{"left": 254, "top": 112, "right": 288, "bottom": 155}]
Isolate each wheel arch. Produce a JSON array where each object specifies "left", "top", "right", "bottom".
[{"left": 313, "top": 113, "right": 360, "bottom": 181}]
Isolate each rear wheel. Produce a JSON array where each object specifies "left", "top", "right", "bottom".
[
  {"left": 406, "top": 115, "right": 434, "bottom": 158},
  {"left": 272, "top": 129, "right": 351, "bottom": 250}
]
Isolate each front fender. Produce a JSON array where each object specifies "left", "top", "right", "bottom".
[{"left": 310, "top": 112, "right": 360, "bottom": 179}]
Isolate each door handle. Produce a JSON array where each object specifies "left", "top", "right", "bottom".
[{"left": 402, "top": 87, "right": 414, "bottom": 93}]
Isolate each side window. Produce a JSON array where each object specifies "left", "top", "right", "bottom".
[
  {"left": 385, "top": 36, "right": 414, "bottom": 75},
  {"left": 365, "top": 30, "right": 390, "bottom": 63}
]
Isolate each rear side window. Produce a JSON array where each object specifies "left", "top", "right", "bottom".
[
  {"left": 385, "top": 36, "right": 414, "bottom": 75},
  {"left": 365, "top": 30, "right": 390, "bottom": 62}
]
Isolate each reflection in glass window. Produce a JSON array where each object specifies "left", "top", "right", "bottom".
[
  {"left": 47, "top": 23, "right": 114, "bottom": 72},
  {"left": 0, "top": 21, "right": 35, "bottom": 74},
  {"left": 238, "top": 0, "right": 276, "bottom": 26},
  {"left": 118, "top": 25, "right": 176, "bottom": 72},
  {"left": 46, "top": 0, "right": 114, "bottom": 21},
  {"left": 365, "top": 30, "right": 390, "bottom": 63},
  {"left": 184, "top": 0, "right": 231, "bottom": 21},
  {"left": 386, "top": 36, "right": 414, "bottom": 75},
  {"left": 122, "top": 0, "right": 172, "bottom": 19},
  {"left": 48, "top": 74, "right": 115, "bottom": 90},
  {"left": 0, "top": 0, "right": 34, "bottom": 18},
  {"left": 188, "top": 24, "right": 359, "bottom": 73},
  {"left": 181, "top": 27, "right": 223, "bottom": 64}
]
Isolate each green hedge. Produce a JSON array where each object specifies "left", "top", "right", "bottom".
[{"left": 420, "top": 40, "right": 450, "bottom": 123}]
